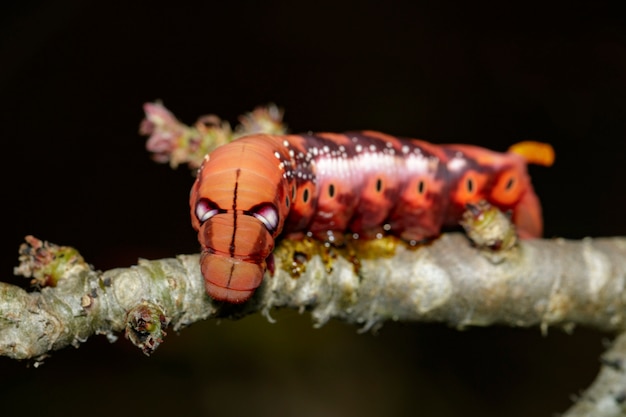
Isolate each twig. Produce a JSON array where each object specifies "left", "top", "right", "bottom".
[{"left": 563, "top": 331, "right": 626, "bottom": 417}]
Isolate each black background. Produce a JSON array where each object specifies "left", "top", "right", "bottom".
[{"left": 2, "top": 1, "right": 625, "bottom": 416}]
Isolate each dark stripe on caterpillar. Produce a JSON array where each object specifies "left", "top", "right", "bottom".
[
  {"left": 190, "top": 131, "right": 554, "bottom": 303},
  {"left": 229, "top": 168, "right": 241, "bottom": 258}
]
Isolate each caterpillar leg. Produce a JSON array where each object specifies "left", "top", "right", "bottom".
[{"left": 511, "top": 186, "right": 543, "bottom": 239}]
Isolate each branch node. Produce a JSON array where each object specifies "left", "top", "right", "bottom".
[
  {"left": 460, "top": 200, "right": 518, "bottom": 264},
  {"left": 13, "top": 235, "right": 91, "bottom": 288},
  {"left": 124, "top": 301, "right": 170, "bottom": 356}
]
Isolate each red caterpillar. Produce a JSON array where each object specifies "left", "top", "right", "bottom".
[{"left": 190, "top": 130, "right": 554, "bottom": 303}]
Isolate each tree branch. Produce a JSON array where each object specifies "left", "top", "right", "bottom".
[{"left": 3, "top": 233, "right": 626, "bottom": 361}]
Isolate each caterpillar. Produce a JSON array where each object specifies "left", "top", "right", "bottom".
[{"left": 190, "top": 130, "right": 554, "bottom": 303}]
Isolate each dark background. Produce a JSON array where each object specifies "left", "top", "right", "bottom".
[{"left": 2, "top": 1, "right": 625, "bottom": 416}]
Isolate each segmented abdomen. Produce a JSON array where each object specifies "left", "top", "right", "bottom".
[{"left": 278, "top": 131, "right": 452, "bottom": 243}]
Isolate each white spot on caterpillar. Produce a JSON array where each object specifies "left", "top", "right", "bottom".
[
  {"left": 448, "top": 157, "right": 466, "bottom": 172},
  {"left": 386, "top": 142, "right": 393, "bottom": 148},
  {"left": 274, "top": 151, "right": 281, "bottom": 159},
  {"left": 402, "top": 145, "right": 410, "bottom": 154},
  {"left": 369, "top": 144, "right": 376, "bottom": 151},
  {"left": 355, "top": 144, "right": 363, "bottom": 152},
  {"left": 283, "top": 140, "right": 289, "bottom": 147},
  {"left": 323, "top": 145, "right": 330, "bottom": 153},
  {"left": 383, "top": 223, "right": 391, "bottom": 231}
]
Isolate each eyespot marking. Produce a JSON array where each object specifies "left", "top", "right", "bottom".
[
  {"left": 248, "top": 203, "right": 279, "bottom": 234},
  {"left": 505, "top": 176, "right": 515, "bottom": 191},
  {"left": 376, "top": 178, "right": 383, "bottom": 192},
  {"left": 195, "top": 198, "right": 221, "bottom": 223},
  {"left": 417, "top": 179, "right": 425, "bottom": 195}
]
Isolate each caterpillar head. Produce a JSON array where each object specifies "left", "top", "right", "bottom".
[
  {"left": 193, "top": 198, "right": 279, "bottom": 303},
  {"left": 189, "top": 137, "right": 292, "bottom": 303}
]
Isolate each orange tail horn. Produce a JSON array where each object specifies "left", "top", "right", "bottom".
[{"left": 508, "top": 141, "right": 555, "bottom": 167}]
